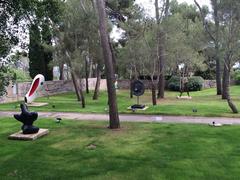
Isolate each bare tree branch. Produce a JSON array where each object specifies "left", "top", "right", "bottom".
[{"left": 194, "top": 0, "right": 216, "bottom": 41}]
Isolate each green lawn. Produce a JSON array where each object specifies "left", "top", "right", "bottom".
[
  {"left": 1, "top": 118, "right": 240, "bottom": 179},
  {"left": 1, "top": 86, "right": 240, "bottom": 117}
]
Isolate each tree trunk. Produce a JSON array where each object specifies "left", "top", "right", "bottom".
[
  {"left": 222, "top": 65, "right": 227, "bottom": 99},
  {"left": 78, "top": 79, "right": 85, "bottom": 108},
  {"left": 93, "top": 65, "right": 101, "bottom": 100},
  {"left": 130, "top": 79, "right": 133, "bottom": 98},
  {"left": 157, "top": 30, "right": 165, "bottom": 99},
  {"left": 108, "top": 35, "right": 117, "bottom": 75},
  {"left": 130, "top": 73, "right": 138, "bottom": 98},
  {"left": 85, "top": 57, "right": 89, "bottom": 94},
  {"left": 71, "top": 71, "right": 81, "bottom": 102},
  {"left": 67, "top": 56, "right": 82, "bottom": 103},
  {"left": 59, "top": 63, "right": 64, "bottom": 80},
  {"left": 216, "top": 56, "right": 222, "bottom": 95},
  {"left": 227, "top": 98, "right": 238, "bottom": 113},
  {"left": 67, "top": 66, "right": 70, "bottom": 80},
  {"left": 89, "top": 59, "right": 93, "bottom": 78},
  {"left": 151, "top": 80, "right": 157, "bottom": 105},
  {"left": 213, "top": 0, "right": 222, "bottom": 95},
  {"left": 96, "top": 0, "right": 120, "bottom": 129},
  {"left": 71, "top": 72, "right": 85, "bottom": 108},
  {"left": 222, "top": 56, "right": 238, "bottom": 113},
  {"left": 155, "top": 0, "right": 166, "bottom": 99}
]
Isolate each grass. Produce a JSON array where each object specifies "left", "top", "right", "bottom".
[
  {"left": 1, "top": 86, "right": 240, "bottom": 117},
  {"left": 1, "top": 118, "right": 240, "bottom": 179}
]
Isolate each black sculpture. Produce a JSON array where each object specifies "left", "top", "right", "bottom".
[
  {"left": 131, "top": 80, "right": 145, "bottom": 109},
  {"left": 132, "top": 80, "right": 145, "bottom": 96},
  {"left": 179, "top": 78, "right": 190, "bottom": 97},
  {"left": 14, "top": 103, "right": 39, "bottom": 134}
]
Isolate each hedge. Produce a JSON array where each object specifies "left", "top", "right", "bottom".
[{"left": 167, "top": 76, "right": 204, "bottom": 91}]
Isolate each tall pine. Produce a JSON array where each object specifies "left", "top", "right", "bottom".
[
  {"left": 41, "top": 20, "right": 53, "bottom": 81},
  {"left": 29, "top": 24, "right": 45, "bottom": 79}
]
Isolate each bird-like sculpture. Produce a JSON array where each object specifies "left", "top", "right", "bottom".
[
  {"left": 55, "top": 117, "right": 62, "bottom": 123},
  {"left": 14, "top": 103, "right": 39, "bottom": 134}
]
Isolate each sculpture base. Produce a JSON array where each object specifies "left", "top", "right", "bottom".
[
  {"left": 208, "top": 123, "right": 222, "bottom": 127},
  {"left": 127, "top": 105, "right": 149, "bottom": 111},
  {"left": 131, "top": 104, "right": 145, "bottom": 109},
  {"left": 9, "top": 129, "right": 49, "bottom": 141},
  {"left": 177, "top": 96, "right": 192, "bottom": 99},
  {"left": 27, "top": 102, "right": 48, "bottom": 107}
]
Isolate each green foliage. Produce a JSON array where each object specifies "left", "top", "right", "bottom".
[
  {"left": 187, "top": 76, "right": 204, "bottom": 91},
  {"left": 118, "top": 1, "right": 207, "bottom": 79},
  {"left": 107, "top": 0, "right": 135, "bottom": 18},
  {"left": 165, "top": 9, "right": 206, "bottom": 75},
  {"left": 0, "top": 35, "right": 11, "bottom": 59},
  {"left": 233, "top": 70, "right": 240, "bottom": 85},
  {"left": 170, "top": 0, "right": 201, "bottom": 22},
  {"left": 56, "top": 0, "right": 102, "bottom": 77},
  {"left": 28, "top": 0, "right": 64, "bottom": 80},
  {"left": 0, "top": 66, "right": 14, "bottom": 97},
  {"left": 0, "top": 0, "right": 21, "bottom": 60},
  {"left": 29, "top": 22, "right": 53, "bottom": 80},
  {"left": 29, "top": 24, "right": 44, "bottom": 79},
  {"left": 118, "top": 7, "right": 159, "bottom": 79},
  {"left": 11, "top": 68, "right": 31, "bottom": 81},
  {"left": 194, "top": 69, "right": 216, "bottom": 80},
  {"left": 168, "top": 76, "right": 204, "bottom": 91},
  {"left": 167, "top": 76, "right": 180, "bottom": 91},
  {"left": 41, "top": 20, "right": 53, "bottom": 80}
]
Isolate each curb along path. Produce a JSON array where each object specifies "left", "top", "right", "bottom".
[{"left": 1, "top": 111, "right": 240, "bottom": 125}]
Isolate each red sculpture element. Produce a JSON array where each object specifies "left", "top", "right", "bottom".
[{"left": 29, "top": 78, "right": 40, "bottom": 96}]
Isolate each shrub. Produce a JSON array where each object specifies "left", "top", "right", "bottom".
[
  {"left": 186, "top": 76, "right": 204, "bottom": 91},
  {"left": 167, "top": 76, "right": 180, "bottom": 91},
  {"left": 233, "top": 70, "right": 240, "bottom": 85},
  {"left": 0, "top": 66, "right": 14, "bottom": 96},
  {"left": 167, "top": 76, "right": 204, "bottom": 91},
  {"left": 12, "top": 68, "right": 31, "bottom": 82},
  {"left": 194, "top": 69, "right": 215, "bottom": 80}
]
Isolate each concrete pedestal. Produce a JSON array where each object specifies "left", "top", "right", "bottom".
[
  {"left": 177, "top": 96, "right": 192, "bottom": 100},
  {"left": 9, "top": 129, "right": 49, "bottom": 141},
  {"left": 127, "top": 106, "right": 149, "bottom": 111},
  {"left": 27, "top": 102, "right": 48, "bottom": 107}
]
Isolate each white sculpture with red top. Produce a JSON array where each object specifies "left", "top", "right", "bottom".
[{"left": 25, "top": 74, "right": 46, "bottom": 104}]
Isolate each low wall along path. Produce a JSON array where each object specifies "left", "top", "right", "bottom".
[
  {"left": 1, "top": 79, "right": 107, "bottom": 103},
  {"left": 1, "top": 78, "right": 218, "bottom": 103}
]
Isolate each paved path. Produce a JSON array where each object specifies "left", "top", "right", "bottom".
[{"left": 1, "top": 111, "right": 240, "bottom": 125}]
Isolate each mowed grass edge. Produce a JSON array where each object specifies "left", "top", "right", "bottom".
[
  {"left": 1, "top": 86, "right": 240, "bottom": 117},
  {"left": 1, "top": 118, "right": 240, "bottom": 179}
]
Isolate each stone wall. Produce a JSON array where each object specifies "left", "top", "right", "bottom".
[
  {"left": 202, "top": 80, "right": 217, "bottom": 89},
  {"left": 1, "top": 78, "right": 107, "bottom": 103},
  {"left": 118, "top": 79, "right": 218, "bottom": 89},
  {"left": 0, "top": 78, "right": 233, "bottom": 103},
  {"left": 80, "top": 78, "right": 107, "bottom": 91},
  {"left": 118, "top": 80, "right": 159, "bottom": 89}
]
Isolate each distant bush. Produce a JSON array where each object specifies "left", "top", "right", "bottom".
[
  {"left": 12, "top": 69, "right": 31, "bottom": 82},
  {"left": 194, "top": 69, "right": 215, "bottom": 80},
  {"left": 186, "top": 76, "right": 204, "bottom": 91},
  {"left": 0, "top": 66, "right": 14, "bottom": 96},
  {"left": 233, "top": 70, "right": 240, "bottom": 85},
  {"left": 167, "top": 76, "right": 204, "bottom": 91},
  {"left": 167, "top": 76, "right": 180, "bottom": 91}
]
